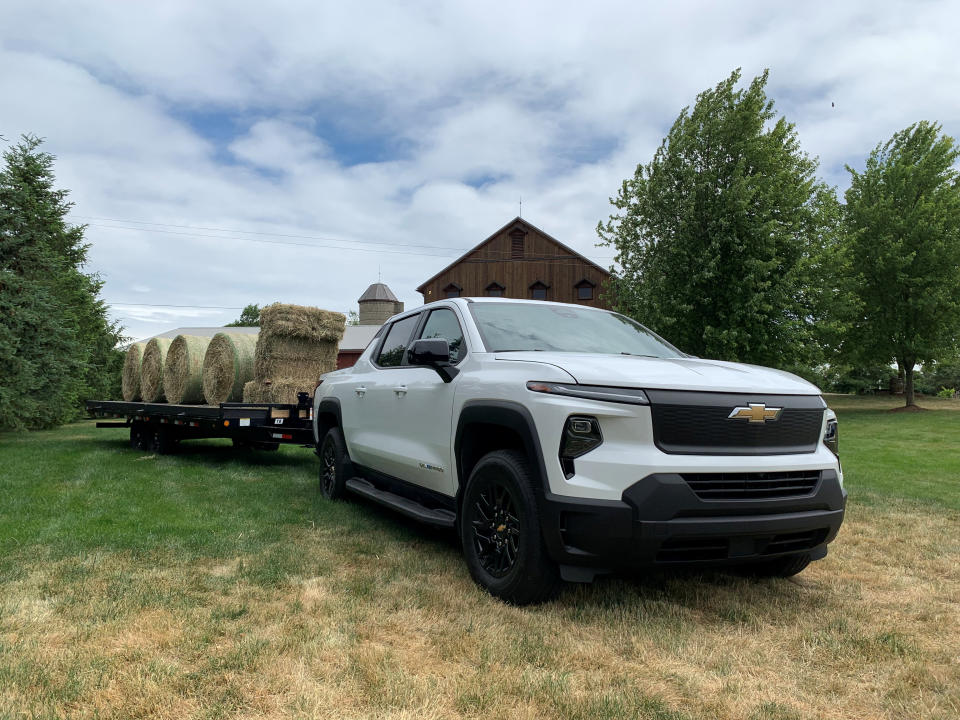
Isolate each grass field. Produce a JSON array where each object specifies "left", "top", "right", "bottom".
[{"left": 0, "top": 396, "right": 958, "bottom": 719}]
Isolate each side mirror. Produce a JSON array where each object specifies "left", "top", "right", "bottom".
[
  {"left": 407, "top": 338, "right": 459, "bottom": 383},
  {"left": 408, "top": 338, "right": 450, "bottom": 365}
]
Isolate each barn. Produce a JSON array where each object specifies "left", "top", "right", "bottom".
[{"left": 416, "top": 217, "right": 612, "bottom": 308}]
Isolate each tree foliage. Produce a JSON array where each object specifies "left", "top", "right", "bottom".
[
  {"left": 843, "top": 121, "right": 960, "bottom": 406},
  {"left": 225, "top": 304, "right": 260, "bottom": 327},
  {"left": 598, "top": 69, "right": 842, "bottom": 372},
  {"left": 0, "top": 135, "right": 124, "bottom": 430}
]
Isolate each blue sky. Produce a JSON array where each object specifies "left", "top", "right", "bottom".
[{"left": 2, "top": 0, "right": 959, "bottom": 340}]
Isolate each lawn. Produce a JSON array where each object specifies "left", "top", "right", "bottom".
[{"left": 0, "top": 396, "right": 958, "bottom": 719}]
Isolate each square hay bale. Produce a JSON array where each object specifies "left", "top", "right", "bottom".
[{"left": 242, "top": 379, "right": 316, "bottom": 405}]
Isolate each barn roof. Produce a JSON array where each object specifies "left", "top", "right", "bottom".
[{"left": 416, "top": 216, "right": 611, "bottom": 293}]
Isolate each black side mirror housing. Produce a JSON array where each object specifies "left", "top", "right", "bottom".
[
  {"left": 407, "top": 338, "right": 459, "bottom": 383},
  {"left": 408, "top": 338, "right": 450, "bottom": 365}
]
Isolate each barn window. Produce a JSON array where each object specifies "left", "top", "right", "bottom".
[
  {"left": 485, "top": 282, "right": 505, "bottom": 297},
  {"left": 444, "top": 283, "right": 462, "bottom": 298},
  {"left": 509, "top": 229, "right": 526, "bottom": 258},
  {"left": 575, "top": 279, "right": 595, "bottom": 301},
  {"left": 529, "top": 281, "right": 549, "bottom": 300}
]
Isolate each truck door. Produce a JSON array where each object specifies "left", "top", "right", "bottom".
[{"left": 356, "top": 308, "right": 462, "bottom": 495}]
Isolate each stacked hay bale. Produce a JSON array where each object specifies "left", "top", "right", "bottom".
[
  {"left": 163, "top": 335, "right": 211, "bottom": 404},
  {"left": 140, "top": 337, "right": 173, "bottom": 402},
  {"left": 121, "top": 341, "right": 147, "bottom": 401},
  {"left": 201, "top": 332, "right": 258, "bottom": 404},
  {"left": 243, "top": 303, "right": 345, "bottom": 404}
]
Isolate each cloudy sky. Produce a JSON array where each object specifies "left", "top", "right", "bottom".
[{"left": 3, "top": 1, "right": 958, "bottom": 340}]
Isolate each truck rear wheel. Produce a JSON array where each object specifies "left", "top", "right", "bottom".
[
  {"left": 460, "top": 450, "right": 560, "bottom": 605},
  {"left": 318, "top": 427, "right": 350, "bottom": 500},
  {"left": 747, "top": 552, "right": 812, "bottom": 578}
]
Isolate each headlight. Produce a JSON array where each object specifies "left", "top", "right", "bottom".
[
  {"left": 526, "top": 381, "right": 649, "bottom": 405},
  {"left": 824, "top": 417, "right": 839, "bottom": 458},
  {"left": 559, "top": 415, "right": 602, "bottom": 478}
]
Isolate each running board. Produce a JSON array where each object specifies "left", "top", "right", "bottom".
[{"left": 345, "top": 478, "right": 456, "bottom": 528}]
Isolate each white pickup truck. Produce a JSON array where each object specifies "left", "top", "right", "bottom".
[{"left": 313, "top": 298, "right": 845, "bottom": 604}]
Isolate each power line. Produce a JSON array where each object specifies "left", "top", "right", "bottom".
[
  {"left": 75, "top": 214, "right": 618, "bottom": 260},
  {"left": 75, "top": 215, "right": 469, "bottom": 253},
  {"left": 106, "top": 302, "right": 243, "bottom": 309}
]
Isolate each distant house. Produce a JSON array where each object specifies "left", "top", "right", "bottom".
[{"left": 416, "top": 217, "right": 612, "bottom": 308}]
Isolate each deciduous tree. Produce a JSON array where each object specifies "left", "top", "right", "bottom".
[
  {"left": 843, "top": 121, "right": 960, "bottom": 407},
  {"left": 598, "top": 69, "right": 842, "bottom": 373}
]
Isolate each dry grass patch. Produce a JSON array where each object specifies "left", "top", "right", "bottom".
[{"left": 1, "top": 500, "right": 958, "bottom": 720}]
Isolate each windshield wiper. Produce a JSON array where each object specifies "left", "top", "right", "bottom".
[{"left": 621, "top": 352, "right": 658, "bottom": 358}]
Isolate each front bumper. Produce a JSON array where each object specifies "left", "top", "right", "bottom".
[{"left": 538, "top": 470, "right": 846, "bottom": 569}]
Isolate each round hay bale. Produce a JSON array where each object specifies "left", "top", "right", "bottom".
[
  {"left": 202, "top": 332, "right": 258, "bottom": 404},
  {"left": 121, "top": 341, "right": 147, "bottom": 401},
  {"left": 163, "top": 335, "right": 211, "bottom": 404},
  {"left": 140, "top": 337, "right": 173, "bottom": 403}
]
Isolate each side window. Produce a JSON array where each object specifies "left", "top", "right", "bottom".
[
  {"left": 376, "top": 314, "right": 420, "bottom": 367},
  {"left": 419, "top": 308, "right": 466, "bottom": 363}
]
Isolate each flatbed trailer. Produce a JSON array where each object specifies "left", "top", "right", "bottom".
[{"left": 85, "top": 393, "right": 315, "bottom": 453}]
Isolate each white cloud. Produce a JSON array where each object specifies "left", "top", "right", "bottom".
[{"left": 2, "top": 0, "right": 958, "bottom": 340}]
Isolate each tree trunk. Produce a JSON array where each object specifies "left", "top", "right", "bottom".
[{"left": 902, "top": 359, "right": 915, "bottom": 406}]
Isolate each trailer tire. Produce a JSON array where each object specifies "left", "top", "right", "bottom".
[
  {"left": 129, "top": 423, "right": 143, "bottom": 450},
  {"left": 151, "top": 428, "right": 177, "bottom": 455},
  {"left": 318, "top": 427, "right": 351, "bottom": 500}
]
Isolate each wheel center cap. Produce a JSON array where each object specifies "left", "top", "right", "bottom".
[{"left": 496, "top": 523, "right": 506, "bottom": 532}]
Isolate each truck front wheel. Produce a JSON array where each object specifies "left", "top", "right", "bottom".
[{"left": 460, "top": 450, "right": 560, "bottom": 605}]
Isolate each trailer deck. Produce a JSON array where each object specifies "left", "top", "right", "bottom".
[{"left": 85, "top": 394, "right": 315, "bottom": 453}]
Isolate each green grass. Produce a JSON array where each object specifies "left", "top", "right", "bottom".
[
  {"left": 828, "top": 394, "right": 960, "bottom": 509},
  {"left": 0, "top": 399, "right": 958, "bottom": 720}
]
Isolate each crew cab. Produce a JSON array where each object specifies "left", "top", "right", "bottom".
[{"left": 313, "top": 298, "right": 845, "bottom": 604}]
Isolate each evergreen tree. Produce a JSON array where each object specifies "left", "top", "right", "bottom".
[
  {"left": 598, "top": 69, "right": 842, "bottom": 372},
  {"left": 0, "top": 135, "right": 123, "bottom": 429},
  {"left": 843, "top": 121, "right": 960, "bottom": 407}
]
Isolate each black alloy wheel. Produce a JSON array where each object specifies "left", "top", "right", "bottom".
[
  {"left": 318, "top": 427, "right": 349, "bottom": 500},
  {"left": 470, "top": 480, "right": 520, "bottom": 578},
  {"left": 460, "top": 450, "right": 560, "bottom": 605}
]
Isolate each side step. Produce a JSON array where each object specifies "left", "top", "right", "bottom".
[{"left": 345, "top": 477, "right": 456, "bottom": 528}]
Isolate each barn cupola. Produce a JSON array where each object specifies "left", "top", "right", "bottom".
[{"left": 358, "top": 282, "right": 403, "bottom": 325}]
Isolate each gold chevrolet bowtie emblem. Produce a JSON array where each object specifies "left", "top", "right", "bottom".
[{"left": 728, "top": 403, "right": 782, "bottom": 423}]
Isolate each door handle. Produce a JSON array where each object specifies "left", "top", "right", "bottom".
[
  {"left": 392, "top": 385, "right": 408, "bottom": 396},
  {"left": 354, "top": 386, "right": 366, "bottom": 396}
]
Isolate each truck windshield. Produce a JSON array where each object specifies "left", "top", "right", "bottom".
[{"left": 468, "top": 303, "right": 684, "bottom": 357}]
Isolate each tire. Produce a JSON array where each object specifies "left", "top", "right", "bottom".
[
  {"left": 129, "top": 423, "right": 144, "bottom": 450},
  {"left": 151, "top": 428, "right": 177, "bottom": 455},
  {"left": 460, "top": 450, "right": 561, "bottom": 605},
  {"left": 130, "top": 423, "right": 152, "bottom": 451},
  {"left": 318, "top": 427, "right": 351, "bottom": 500},
  {"left": 747, "top": 552, "right": 812, "bottom": 578}
]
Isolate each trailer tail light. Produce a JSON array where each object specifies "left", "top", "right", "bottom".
[
  {"left": 189, "top": 422, "right": 199, "bottom": 427},
  {"left": 272, "top": 433, "right": 293, "bottom": 440},
  {"left": 223, "top": 420, "right": 230, "bottom": 427}
]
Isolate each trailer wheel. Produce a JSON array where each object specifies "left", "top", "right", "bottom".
[
  {"left": 151, "top": 428, "right": 178, "bottom": 455},
  {"left": 129, "top": 423, "right": 143, "bottom": 450},
  {"left": 318, "top": 427, "right": 351, "bottom": 500},
  {"left": 129, "top": 423, "right": 151, "bottom": 451}
]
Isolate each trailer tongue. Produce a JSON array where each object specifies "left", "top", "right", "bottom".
[{"left": 85, "top": 393, "right": 315, "bottom": 454}]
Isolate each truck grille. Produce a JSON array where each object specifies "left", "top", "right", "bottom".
[
  {"left": 681, "top": 470, "right": 821, "bottom": 500},
  {"left": 646, "top": 390, "right": 825, "bottom": 455}
]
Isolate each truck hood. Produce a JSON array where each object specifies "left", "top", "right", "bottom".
[{"left": 493, "top": 352, "right": 820, "bottom": 395}]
